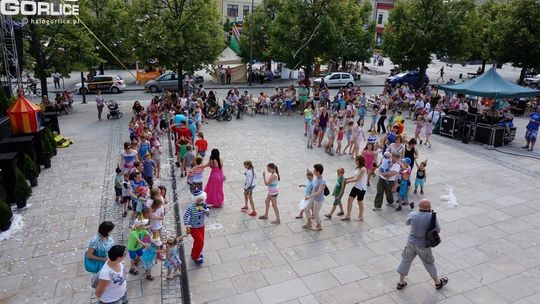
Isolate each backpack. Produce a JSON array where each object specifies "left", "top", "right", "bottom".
[
  {"left": 323, "top": 185, "right": 330, "bottom": 196},
  {"left": 425, "top": 211, "right": 441, "bottom": 248}
]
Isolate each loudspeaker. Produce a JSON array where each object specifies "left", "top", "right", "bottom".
[
  {"left": 440, "top": 116, "right": 457, "bottom": 138},
  {"left": 492, "top": 127, "right": 505, "bottom": 147},
  {"left": 474, "top": 124, "right": 492, "bottom": 145}
]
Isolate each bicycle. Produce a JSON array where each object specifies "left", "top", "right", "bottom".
[{"left": 23, "top": 84, "right": 42, "bottom": 97}]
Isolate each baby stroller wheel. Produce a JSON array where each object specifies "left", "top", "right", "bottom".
[
  {"left": 226, "top": 113, "right": 232, "bottom": 121},
  {"left": 107, "top": 114, "right": 110, "bottom": 119},
  {"left": 119, "top": 112, "right": 123, "bottom": 118}
]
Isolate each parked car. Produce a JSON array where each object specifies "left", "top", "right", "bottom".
[
  {"left": 313, "top": 72, "right": 355, "bottom": 88},
  {"left": 144, "top": 72, "right": 204, "bottom": 93},
  {"left": 386, "top": 71, "right": 429, "bottom": 87},
  {"left": 74, "top": 75, "right": 126, "bottom": 94},
  {"left": 524, "top": 74, "right": 540, "bottom": 85}
]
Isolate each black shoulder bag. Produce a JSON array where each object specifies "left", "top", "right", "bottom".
[{"left": 425, "top": 211, "right": 441, "bottom": 248}]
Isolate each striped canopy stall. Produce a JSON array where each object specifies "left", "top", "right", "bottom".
[{"left": 7, "top": 95, "right": 43, "bottom": 134}]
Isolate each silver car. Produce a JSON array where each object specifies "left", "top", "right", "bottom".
[
  {"left": 313, "top": 72, "right": 355, "bottom": 88},
  {"left": 144, "top": 73, "right": 204, "bottom": 93}
]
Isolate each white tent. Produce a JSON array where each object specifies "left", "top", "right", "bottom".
[{"left": 213, "top": 47, "right": 248, "bottom": 83}]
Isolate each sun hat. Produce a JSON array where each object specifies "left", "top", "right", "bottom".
[{"left": 134, "top": 218, "right": 149, "bottom": 227}]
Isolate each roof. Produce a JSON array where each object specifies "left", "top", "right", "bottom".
[
  {"left": 7, "top": 95, "right": 41, "bottom": 114},
  {"left": 438, "top": 68, "right": 540, "bottom": 99},
  {"left": 216, "top": 47, "right": 243, "bottom": 65}
]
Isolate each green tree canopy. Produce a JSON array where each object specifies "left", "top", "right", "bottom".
[
  {"left": 129, "top": 0, "right": 224, "bottom": 91},
  {"left": 382, "top": 0, "right": 475, "bottom": 87},
  {"left": 489, "top": 0, "right": 540, "bottom": 84},
  {"left": 79, "top": 0, "right": 133, "bottom": 72},
  {"left": 24, "top": 16, "right": 101, "bottom": 96}
]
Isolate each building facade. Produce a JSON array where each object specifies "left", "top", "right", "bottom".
[
  {"left": 217, "top": 0, "right": 263, "bottom": 23},
  {"left": 371, "top": 0, "right": 396, "bottom": 46}
]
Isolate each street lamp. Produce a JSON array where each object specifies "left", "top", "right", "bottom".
[{"left": 248, "top": 0, "right": 254, "bottom": 86}]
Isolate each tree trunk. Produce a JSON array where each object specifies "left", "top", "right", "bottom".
[
  {"left": 28, "top": 17, "right": 48, "bottom": 97},
  {"left": 177, "top": 62, "right": 184, "bottom": 95},
  {"left": 518, "top": 66, "right": 528, "bottom": 85},
  {"left": 481, "top": 59, "right": 486, "bottom": 74},
  {"left": 341, "top": 58, "right": 347, "bottom": 72},
  {"left": 99, "top": 63, "right": 105, "bottom": 75},
  {"left": 416, "top": 65, "right": 428, "bottom": 89},
  {"left": 304, "top": 65, "right": 313, "bottom": 95}
]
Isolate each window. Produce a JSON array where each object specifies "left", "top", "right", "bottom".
[
  {"left": 342, "top": 74, "right": 351, "bottom": 79},
  {"left": 330, "top": 74, "right": 340, "bottom": 80},
  {"left": 243, "top": 5, "right": 250, "bottom": 16},
  {"left": 377, "top": 13, "right": 383, "bottom": 25},
  {"left": 227, "top": 4, "right": 239, "bottom": 17}
]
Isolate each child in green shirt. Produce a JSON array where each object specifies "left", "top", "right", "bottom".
[
  {"left": 127, "top": 218, "right": 150, "bottom": 275},
  {"left": 325, "top": 168, "right": 345, "bottom": 219}
]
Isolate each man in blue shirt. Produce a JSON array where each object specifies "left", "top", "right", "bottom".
[{"left": 522, "top": 106, "right": 540, "bottom": 152}]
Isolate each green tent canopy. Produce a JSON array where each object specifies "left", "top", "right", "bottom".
[{"left": 438, "top": 68, "right": 540, "bottom": 99}]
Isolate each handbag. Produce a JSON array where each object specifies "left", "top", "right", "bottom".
[
  {"left": 425, "top": 211, "right": 441, "bottom": 248},
  {"left": 84, "top": 250, "right": 106, "bottom": 273},
  {"left": 323, "top": 185, "right": 330, "bottom": 196}
]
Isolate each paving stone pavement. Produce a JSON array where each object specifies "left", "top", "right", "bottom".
[{"left": 1, "top": 99, "right": 540, "bottom": 304}]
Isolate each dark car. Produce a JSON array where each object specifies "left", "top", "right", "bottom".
[{"left": 386, "top": 71, "right": 429, "bottom": 87}]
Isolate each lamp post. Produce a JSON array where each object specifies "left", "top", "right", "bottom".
[{"left": 248, "top": 0, "right": 254, "bottom": 86}]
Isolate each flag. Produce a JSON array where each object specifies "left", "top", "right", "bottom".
[
  {"left": 232, "top": 24, "right": 241, "bottom": 41},
  {"left": 229, "top": 36, "right": 241, "bottom": 55}
]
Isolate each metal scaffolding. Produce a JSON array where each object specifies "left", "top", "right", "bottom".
[{"left": 0, "top": 15, "right": 22, "bottom": 94}]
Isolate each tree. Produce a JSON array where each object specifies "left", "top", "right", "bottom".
[
  {"left": 130, "top": 0, "right": 224, "bottom": 93},
  {"left": 325, "top": 0, "right": 374, "bottom": 70},
  {"left": 382, "top": 0, "right": 476, "bottom": 88},
  {"left": 24, "top": 16, "right": 101, "bottom": 96},
  {"left": 490, "top": 0, "right": 540, "bottom": 84},
  {"left": 266, "top": 0, "right": 341, "bottom": 80},
  {"left": 79, "top": 0, "right": 133, "bottom": 74},
  {"left": 467, "top": 0, "right": 502, "bottom": 73},
  {"left": 239, "top": 0, "right": 282, "bottom": 64}
]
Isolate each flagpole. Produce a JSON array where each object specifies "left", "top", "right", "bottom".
[{"left": 249, "top": 0, "right": 254, "bottom": 86}]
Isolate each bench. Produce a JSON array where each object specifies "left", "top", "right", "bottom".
[{"left": 467, "top": 72, "right": 477, "bottom": 78}]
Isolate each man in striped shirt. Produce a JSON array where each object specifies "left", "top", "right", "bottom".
[{"left": 183, "top": 189, "right": 209, "bottom": 264}]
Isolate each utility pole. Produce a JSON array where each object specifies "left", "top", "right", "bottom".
[{"left": 248, "top": 0, "right": 254, "bottom": 86}]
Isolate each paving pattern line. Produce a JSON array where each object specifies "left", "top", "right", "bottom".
[
  {"left": 161, "top": 130, "right": 191, "bottom": 304},
  {"left": 91, "top": 110, "right": 125, "bottom": 303}
]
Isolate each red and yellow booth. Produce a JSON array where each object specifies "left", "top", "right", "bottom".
[{"left": 7, "top": 95, "right": 43, "bottom": 134}]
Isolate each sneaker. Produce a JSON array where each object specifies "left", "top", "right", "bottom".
[
  {"left": 410, "top": 202, "right": 414, "bottom": 209},
  {"left": 122, "top": 211, "right": 127, "bottom": 218},
  {"left": 324, "top": 214, "right": 332, "bottom": 219},
  {"left": 272, "top": 112, "right": 275, "bottom": 115},
  {"left": 129, "top": 268, "right": 139, "bottom": 275},
  {"left": 337, "top": 211, "right": 344, "bottom": 216},
  {"left": 529, "top": 148, "right": 534, "bottom": 151},
  {"left": 413, "top": 189, "right": 417, "bottom": 194},
  {"left": 420, "top": 140, "right": 423, "bottom": 145},
  {"left": 521, "top": 146, "right": 529, "bottom": 149},
  {"left": 372, "top": 208, "right": 382, "bottom": 211},
  {"left": 248, "top": 211, "right": 257, "bottom": 217},
  {"left": 420, "top": 190, "right": 424, "bottom": 195},
  {"left": 386, "top": 203, "right": 394, "bottom": 206},
  {"left": 395, "top": 205, "right": 402, "bottom": 211}
]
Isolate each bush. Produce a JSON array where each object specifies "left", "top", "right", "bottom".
[
  {"left": 18, "top": 153, "right": 38, "bottom": 180},
  {"left": 42, "top": 128, "right": 56, "bottom": 160},
  {"left": 13, "top": 168, "right": 31, "bottom": 202},
  {"left": 0, "top": 198, "right": 13, "bottom": 229},
  {"left": 0, "top": 87, "right": 13, "bottom": 118}
]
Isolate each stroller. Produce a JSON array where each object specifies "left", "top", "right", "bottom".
[{"left": 106, "top": 100, "right": 123, "bottom": 119}]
